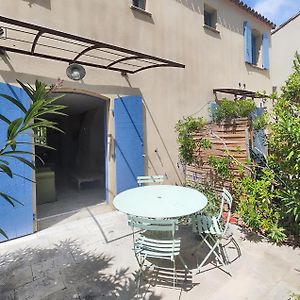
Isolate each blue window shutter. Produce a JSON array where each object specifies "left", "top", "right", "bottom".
[
  {"left": 243, "top": 21, "right": 252, "bottom": 64},
  {"left": 262, "top": 32, "right": 270, "bottom": 70}
]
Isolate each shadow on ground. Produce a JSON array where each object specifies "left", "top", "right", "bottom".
[
  {"left": 0, "top": 239, "right": 162, "bottom": 299},
  {"left": 139, "top": 225, "right": 241, "bottom": 290},
  {"left": 237, "top": 227, "right": 265, "bottom": 243}
]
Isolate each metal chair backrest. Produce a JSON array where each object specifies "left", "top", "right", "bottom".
[
  {"left": 128, "top": 215, "right": 180, "bottom": 262},
  {"left": 128, "top": 215, "right": 178, "bottom": 235},
  {"left": 137, "top": 175, "right": 164, "bottom": 186},
  {"left": 220, "top": 188, "right": 233, "bottom": 234},
  {"left": 217, "top": 187, "right": 233, "bottom": 221}
]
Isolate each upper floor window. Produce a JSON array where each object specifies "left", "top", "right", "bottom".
[
  {"left": 251, "top": 30, "right": 262, "bottom": 66},
  {"left": 132, "top": 0, "right": 146, "bottom": 10},
  {"left": 244, "top": 21, "right": 270, "bottom": 70},
  {"left": 204, "top": 4, "right": 217, "bottom": 29}
]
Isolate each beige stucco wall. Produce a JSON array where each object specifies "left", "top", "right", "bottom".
[
  {"left": 271, "top": 14, "right": 300, "bottom": 89},
  {"left": 0, "top": 0, "right": 273, "bottom": 203}
]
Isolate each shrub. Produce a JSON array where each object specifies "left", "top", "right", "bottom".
[
  {"left": 234, "top": 169, "right": 286, "bottom": 243},
  {"left": 267, "top": 53, "right": 300, "bottom": 234},
  {"left": 175, "top": 116, "right": 206, "bottom": 164},
  {"left": 212, "top": 98, "right": 256, "bottom": 123},
  {"left": 252, "top": 112, "right": 269, "bottom": 130},
  {"left": 207, "top": 155, "right": 232, "bottom": 179},
  {"left": 185, "top": 181, "right": 219, "bottom": 216}
]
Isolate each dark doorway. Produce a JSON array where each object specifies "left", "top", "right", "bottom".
[{"left": 35, "top": 93, "right": 107, "bottom": 224}]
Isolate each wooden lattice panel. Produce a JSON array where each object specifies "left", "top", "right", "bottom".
[{"left": 185, "top": 118, "right": 252, "bottom": 191}]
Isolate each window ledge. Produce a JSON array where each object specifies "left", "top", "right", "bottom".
[
  {"left": 203, "top": 24, "right": 220, "bottom": 34},
  {"left": 246, "top": 63, "right": 267, "bottom": 71},
  {"left": 130, "top": 5, "right": 152, "bottom": 17}
]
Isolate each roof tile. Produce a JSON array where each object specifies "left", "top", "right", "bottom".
[{"left": 230, "top": 0, "right": 276, "bottom": 28}]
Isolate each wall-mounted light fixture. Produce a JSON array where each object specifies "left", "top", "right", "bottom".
[{"left": 66, "top": 63, "right": 86, "bottom": 81}]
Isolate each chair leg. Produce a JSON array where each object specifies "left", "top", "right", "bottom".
[
  {"left": 178, "top": 255, "right": 189, "bottom": 271},
  {"left": 191, "top": 215, "right": 197, "bottom": 233},
  {"left": 197, "top": 234, "right": 222, "bottom": 273},
  {"left": 209, "top": 236, "right": 226, "bottom": 267},
  {"left": 217, "top": 243, "right": 226, "bottom": 265},
  {"left": 198, "top": 243, "right": 219, "bottom": 271},
  {"left": 134, "top": 253, "right": 146, "bottom": 287},
  {"left": 199, "top": 235, "right": 232, "bottom": 276},
  {"left": 173, "top": 259, "right": 177, "bottom": 287}
]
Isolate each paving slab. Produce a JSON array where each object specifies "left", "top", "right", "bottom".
[
  {"left": 0, "top": 209, "right": 299, "bottom": 300},
  {"left": 0, "top": 265, "right": 33, "bottom": 294},
  {"left": 14, "top": 272, "right": 66, "bottom": 300},
  {"left": 44, "top": 288, "right": 80, "bottom": 300}
]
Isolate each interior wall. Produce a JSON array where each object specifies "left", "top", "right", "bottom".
[
  {"left": 37, "top": 99, "right": 106, "bottom": 182},
  {"left": 56, "top": 114, "right": 82, "bottom": 171},
  {"left": 76, "top": 106, "right": 105, "bottom": 175}
]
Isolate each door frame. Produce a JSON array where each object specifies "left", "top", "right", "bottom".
[{"left": 33, "top": 88, "right": 110, "bottom": 230}]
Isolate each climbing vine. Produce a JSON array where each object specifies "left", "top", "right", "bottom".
[{"left": 175, "top": 116, "right": 206, "bottom": 165}]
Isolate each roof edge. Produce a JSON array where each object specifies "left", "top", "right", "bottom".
[
  {"left": 230, "top": 0, "right": 276, "bottom": 29},
  {"left": 272, "top": 10, "right": 300, "bottom": 34}
]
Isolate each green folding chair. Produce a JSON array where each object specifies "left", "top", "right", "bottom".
[
  {"left": 128, "top": 215, "right": 188, "bottom": 286},
  {"left": 194, "top": 188, "right": 233, "bottom": 275}
]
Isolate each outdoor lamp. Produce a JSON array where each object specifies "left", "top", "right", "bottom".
[{"left": 66, "top": 63, "right": 86, "bottom": 81}]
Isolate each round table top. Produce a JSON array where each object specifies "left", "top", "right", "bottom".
[{"left": 113, "top": 185, "right": 208, "bottom": 219}]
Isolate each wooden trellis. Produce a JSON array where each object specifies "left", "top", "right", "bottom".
[{"left": 185, "top": 118, "right": 252, "bottom": 192}]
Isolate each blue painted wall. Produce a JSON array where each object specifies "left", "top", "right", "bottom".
[
  {"left": 114, "top": 96, "right": 144, "bottom": 194},
  {"left": 0, "top": 82, "right": 33, "bottom": 242}
]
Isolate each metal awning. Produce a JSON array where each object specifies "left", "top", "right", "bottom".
[
  {"left": 213, "top": 88, "right": 269, "bottom": 101},
  {"left": 0, "top": 16, "right": 185, "bottom": 74}
]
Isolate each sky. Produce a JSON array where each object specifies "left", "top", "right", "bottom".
[{"left": 243, "top": 0, "right": 300, "bottom": 26}]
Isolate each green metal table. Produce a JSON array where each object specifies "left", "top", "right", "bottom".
[{"left": 113, "top": 185, "right": 208, "bottom": 218}]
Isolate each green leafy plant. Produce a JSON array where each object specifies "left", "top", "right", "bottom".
[
  {"left": 252, "top": 112, "right": 269, "bottom": 130},
  {"left": 212, "top": 98, "right": 256, "bottom": 123},
  {"left": 0, "top": 80, "right": 66, "bottom": 239},
  {"left": 199, "top": 138, "right": 212, "bottom": 149},
  {"left": 230, "top": 53, "right": 300, "bottom": 243},
  {"left": 267, "top": 224, "right": 286, "bottom": 244},
  {"left": 234, "top": 169, "right": 286, "bottom": 243},
  {"left": 237, "top": 99, "right": 257, "bottom": 117},
  {"left": 281, "top": 51, "right": 300, "bottom": 102},
  {"left": 207, "top": 155, "right": 232, "bottom": 179},
  {"left": 185, "top": 181, "right": 219, "bottom": 216},
  {"left": 266, "top": 53, "right": 300, "bottom": 234},
  {"left": 175, "top": 116, "right": 206, "bottom": 164},
  {"left": 174, "top": 54, "right": 300, "bottom": 244},
  {"left": 289, "top": 291, "right": 300, "bottom": 300}
]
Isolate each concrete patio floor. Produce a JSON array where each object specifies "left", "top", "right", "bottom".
[{"left": 0, "top": 205, "right": 299, "bottom": 300}]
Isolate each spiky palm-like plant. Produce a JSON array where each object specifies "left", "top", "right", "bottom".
[{"left": 0, "top": 80, "right": 66, "bottom": 238}]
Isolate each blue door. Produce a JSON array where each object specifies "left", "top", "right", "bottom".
[
  {"left": 114, "top": 96, "right": 144, "bottom": 194},
  {"left": 0, "top": 83, "right": 33, "bottom": 242}
]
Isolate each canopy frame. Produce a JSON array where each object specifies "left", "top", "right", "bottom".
[{"left": 0, "top": 15, "right": 185, "bottom": 74}]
